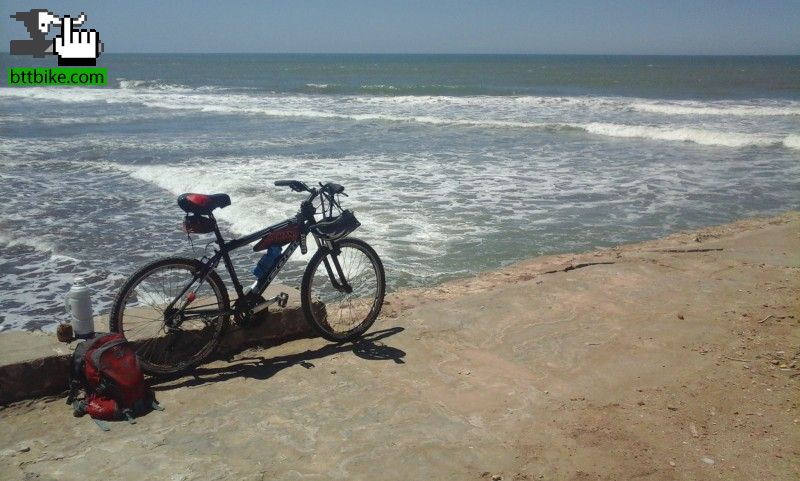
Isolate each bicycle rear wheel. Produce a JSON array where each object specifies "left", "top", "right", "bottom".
[
  {"left": 109, "top": 257, "right": 230, "bottom": 375},
  {"left": 301, "top": 238, "right": 385, "bottom": 342}
]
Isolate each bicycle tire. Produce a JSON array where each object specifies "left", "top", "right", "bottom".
[
  {"left": 301, "top": 238, "right": 385, "bottom": 342},
  {"left": 109, "top": 257, "right": 230, "bottom": 375}
]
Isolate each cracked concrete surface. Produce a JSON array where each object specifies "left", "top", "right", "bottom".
[{"left": 1, "top": 212, "right": 798, "bottom": 481}]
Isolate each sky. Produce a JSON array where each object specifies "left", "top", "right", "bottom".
[{"left": 2, "top": 0, "right": 799, "bottom": 55}]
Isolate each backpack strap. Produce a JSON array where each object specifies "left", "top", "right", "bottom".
[
  {"left": 72, "top": 400, "right": 86, "bottom": 417},
  {"left": 66, "top": 380, "right": 82, "bottom": 405},
  {"left": 122, "top": 409, "right": 137, "bottom": 424},
  {"left": 93, "top": 419, "right": 111, "bottom": 432},
  {"left": 95, "top": 374, "right": 112, "bottom": 396},
  {"left": 66, "top": 333, "right": 113, "bottom": 404}
]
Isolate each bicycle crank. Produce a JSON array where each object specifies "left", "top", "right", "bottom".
[
  {"left": 264, "top": 292, "right": 289, "bottom": 309},
  {"left": 250, "top": 292, "right": 289, "bottom": 316}
]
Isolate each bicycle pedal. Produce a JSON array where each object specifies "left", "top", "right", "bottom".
[
  {"left": 278, "top": 292, "right": 289, "bottom": 308},
  {"left": 262, "top": 292, "right": 289, "bottom": 309}
]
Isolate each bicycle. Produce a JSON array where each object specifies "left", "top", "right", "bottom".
[{"left": 109, "top": 180, "right": 386, "bottom": 375}]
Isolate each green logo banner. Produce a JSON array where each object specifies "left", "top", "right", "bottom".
[{"left": 7, "top": 67, "right": 107, "bottom": 86}]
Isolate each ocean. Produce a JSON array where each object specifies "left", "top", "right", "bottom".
[{"left": 1, "top": 53, "right": 799, "bottom": 331}]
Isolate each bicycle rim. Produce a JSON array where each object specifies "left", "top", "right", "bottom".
[{"left": 305, "top": 240, "right": 383, "bottom": 339}]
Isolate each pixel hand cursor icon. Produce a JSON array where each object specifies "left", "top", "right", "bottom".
[{"left": 52, "top": 13, "right": 103, "bottom": 66}]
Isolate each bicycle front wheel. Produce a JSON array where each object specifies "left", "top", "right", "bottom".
[
  {"left": 109, "top": 257, "right": 230, "bottom": 375},
  {"left": 301, "top": 238, "right": 385, "bottom": 342}
]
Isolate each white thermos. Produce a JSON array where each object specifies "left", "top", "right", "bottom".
[{"left": 65, "top": 277, "right": 94, "bottom": 339}]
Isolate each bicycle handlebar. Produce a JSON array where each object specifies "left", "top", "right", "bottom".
[
  {"left": 274, "top": 180, "right": 346, "bottom": 197},
  {"left": 274, "top": 179, "right": 310, "bottom": 193},
  {"left": 275, "top": 180, "right": 349, "bottom": 222},
  {"left": 321, "top": 182, "right": 345, "bottom": 195}
]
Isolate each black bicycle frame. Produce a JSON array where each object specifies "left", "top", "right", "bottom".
[
  {"left": 166, "top": 188, "right": 353, "bottom": 321},
  {"left": 160, "top": 217, "right": 300, "bottom": 320},
  {"left": 213, "top": 218, "right": 301, "bottom": 300}
]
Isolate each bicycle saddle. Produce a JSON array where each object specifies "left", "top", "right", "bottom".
[{"left": 177, "top": 193, "right": 231, "bottom": 215}]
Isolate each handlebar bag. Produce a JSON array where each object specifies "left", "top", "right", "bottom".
[{"left": 310, "top": 210, "right": 361, "bottom": 241}]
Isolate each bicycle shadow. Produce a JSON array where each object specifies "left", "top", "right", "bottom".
[{"left": 151, "top": 326, "right": 406, "bottom": 392}]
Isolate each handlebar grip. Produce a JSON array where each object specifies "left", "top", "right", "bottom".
[
  {"left": 324, "top": 182, "right": 345, "bottom": 194},
  {"left": 275, "top": 179, "right": 310, "bottom": 192}
]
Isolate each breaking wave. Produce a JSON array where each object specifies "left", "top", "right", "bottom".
[
  {"left": 577, "top": 123, "right": 797, "bottom": 149},
  {"left": 2, "top": 82, "right": 798, "bottom": 150},
  {"left": 632, "top": 101, "right": 800, "bottom": 117}
]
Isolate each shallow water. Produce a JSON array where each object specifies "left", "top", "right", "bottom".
[{"left": 1, "top": 54, "right": 799, "bottom": 331}]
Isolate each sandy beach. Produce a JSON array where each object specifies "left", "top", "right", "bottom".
[{"left": 1, "top": 212, "right": 798, "bottom": 481}]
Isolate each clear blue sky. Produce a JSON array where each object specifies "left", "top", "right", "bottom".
[{"left": 2, "top": 0, "right": 799, "bottom": 55}]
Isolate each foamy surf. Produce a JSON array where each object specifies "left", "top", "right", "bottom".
[
  {"left": 0, "top": 231, "right": 80, "bottom": 263},
  {"left": 120, "top": 162, "right": 289, "bottom": 237},
  {"left": 2, "top": 54, "right": 799, "bottom": 332},
  {"left": 632, "top": 100, "right": 800, "bottom": 117},
  {"left": 115, "top": 154, "right": 453, "bottom": 268},
  {"left": 783, "top": 134, "right": 800, "bottom": 150},
  {"left": 2, "top": 83, "right": 798, "bottom": 149},
  {"left": 578, "top": 123, "right": 794, "bottom": 149}
]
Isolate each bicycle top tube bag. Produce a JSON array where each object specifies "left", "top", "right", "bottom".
[{"left": 253, "top": 221, "right": 301, "bottom": 251}]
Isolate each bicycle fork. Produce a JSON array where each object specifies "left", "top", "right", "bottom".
[{"left": 319, "top": 241, "right": 353, "bottom": 293}]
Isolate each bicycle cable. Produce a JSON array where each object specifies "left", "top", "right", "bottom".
[{"left": 186, "top": 230, "right": 196, "bottom": 254}]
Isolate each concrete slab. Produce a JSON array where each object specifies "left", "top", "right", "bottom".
[{"left": 1, "top": 213, "right": 797, "bottom": 481}]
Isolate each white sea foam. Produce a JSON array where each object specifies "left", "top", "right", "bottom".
[
  {"left": 118, "top": 79, "right": 150, "bottom": 89},
  {"left": 120, "top": 162, "right": 280, "bottom": 235},
  {"left": 783, "top": 134, "right": 800, "bottom": 150},
  {"left": 632, "top": 101, "right": 800, "bottom": 117},
  {"left": 577, "top": 123, "right": 786, "bottom": 148},
  {"left": 117, "top": 79, "right": 197, "bottom": 92},
  {"left": 5, "top": 76, "right": 799, "bottom": 332},
  {"left": 361, "top": 84, "right": 398, "bottom": 90},
  {"left": 0, "top": 231, "right": 54, "bottom": 252},
  {"left": 2, "top": 82, "right": 798, "bottom": 151},
  {"left": 0, "top": 231, "right": 80, "bottom": 263},
  {"left": 115, "top": 153, "right": 454, "bottom": 265},
  {"left": 3, "top": 81, "right": 797, "bottom": 120}
]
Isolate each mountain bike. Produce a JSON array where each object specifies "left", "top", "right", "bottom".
[{"left": 109, "top": 180, "right": 385, "bottom": 375}]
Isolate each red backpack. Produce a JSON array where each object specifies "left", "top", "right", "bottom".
[{"left": 67, "top": 333, "right": 162, "bottom": 430}]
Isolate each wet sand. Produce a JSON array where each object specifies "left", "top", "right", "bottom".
[{"left": 1, "top": 212, "right": 798, "bottom": 481}]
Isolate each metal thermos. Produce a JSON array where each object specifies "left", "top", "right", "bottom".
[{"left": 65, "top": 277, "right": 94, "bottom": 339}]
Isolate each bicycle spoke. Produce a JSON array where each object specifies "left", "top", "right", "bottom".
[
  {"left": 112, "top": 259, "right": 227, "bottom": 375},
  {"left": 307, "top": 242, "right": 381, "bottom": 337}
]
